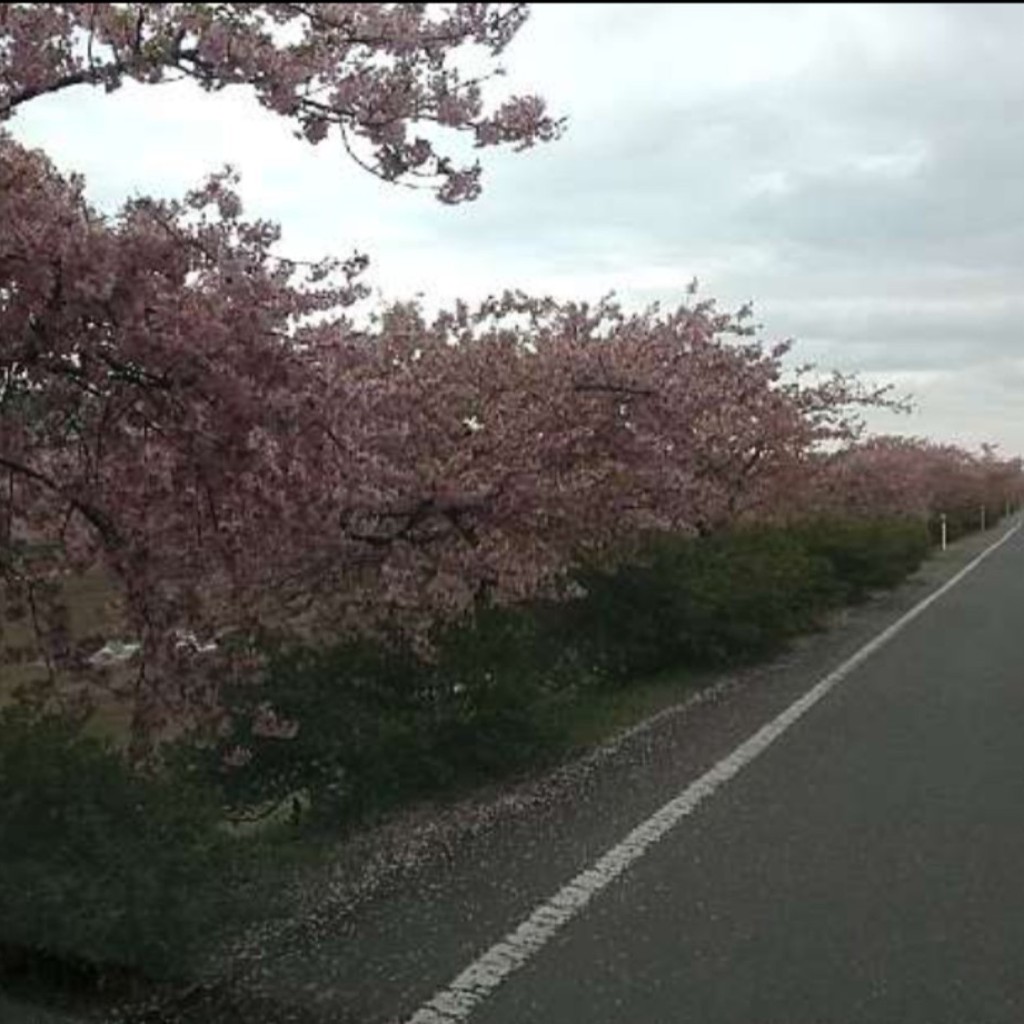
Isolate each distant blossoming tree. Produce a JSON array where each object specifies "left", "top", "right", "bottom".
[{"left": 814, "top": 436, "right": 1024, "bottom": 524}]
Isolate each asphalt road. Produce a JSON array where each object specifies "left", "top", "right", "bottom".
[{"left": 458, "top": 522, "right": 1024, "bottom": 1023}]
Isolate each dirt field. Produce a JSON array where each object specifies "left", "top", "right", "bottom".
[{"left": 1, "top": 564, "right": 133, "bottom": 738}]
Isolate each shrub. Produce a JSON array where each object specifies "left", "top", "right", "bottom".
[
  {"left": 194, "top": 517, "right": 935, "bottom": 828},
  {"left": 794, "top": 517, "right": 930, "bottom": 600},
  {"left": 563, "top": 526, "right": 837, "bottom": 683},
  {"left": 201, "top": 607, "right": 587, "bottom": 828},
  {"left": 0, "top": 706, "right": 227, "bottom": 983}
]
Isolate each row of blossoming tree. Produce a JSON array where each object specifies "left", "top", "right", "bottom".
[{"left": 2, "top": 4, "right": 1022, "bottom": 756}]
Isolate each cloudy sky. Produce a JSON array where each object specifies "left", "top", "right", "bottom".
[{"left": 9, "top": 3, "right": 1024, "bottom": 455}]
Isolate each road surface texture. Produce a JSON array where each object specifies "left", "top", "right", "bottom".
[
  {"left": 432, "top": 520, "right": 1024, "bottom": 1024},
  {"left": 3, "top": 522, "right": 1022, "bottom": 1024}
]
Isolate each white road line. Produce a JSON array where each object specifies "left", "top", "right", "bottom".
[{"left": 405, "top": 521, "right": 1021, "bottom": 1024}]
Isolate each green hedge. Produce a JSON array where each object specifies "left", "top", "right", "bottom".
[
  {"left": 203, "top": 517, "right": 934, "bottom": 828},
  {"left": 565, "top": 517, "right": 930, "bottom": 685},
  {"left": 199, "top": 606, "right": 587, "bottom": 828},
  {"left": 0, "top": 707, "right": 228, "bottom": 983},
  {"left": 562, "top": 526, "right": 837, "bottom": 682},
  {"left": 792, "top": 517, "right": 931, "bottom": 601}
]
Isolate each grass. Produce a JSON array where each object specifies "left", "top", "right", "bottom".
[{"left": 555, "top": 667, "right": 707, "bottom": 754}]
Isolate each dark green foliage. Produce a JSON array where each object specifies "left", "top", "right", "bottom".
[
  {"left": 0, "top": 706, "right": 227, "bottom": 982},
  {"left": 563, "top": 526, "right": 837, "bottom": 682},
  {"left": 793, "top": 517, "right": 931, "bottom": 601},
  {"left": 200, "top": 607, "right": 587, "bottom": 828},
  {"left": 204, "top": 518, "right": 934, "bottom": 829}
]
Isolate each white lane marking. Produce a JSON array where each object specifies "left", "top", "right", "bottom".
[{"left": 405, "top": 521, "right": 1022, "bottom": 1024}]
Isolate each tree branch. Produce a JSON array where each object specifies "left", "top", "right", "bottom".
[{"left": 0, "top": 455, "right": 123, "bottom": 550}]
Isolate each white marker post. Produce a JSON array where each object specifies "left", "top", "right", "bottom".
[{"left": 940, "top": 512, "right": 947, "bottom": 551}]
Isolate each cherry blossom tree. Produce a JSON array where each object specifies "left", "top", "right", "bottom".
[
  {"left": 5, "top": 6, "right": 1015, "bottom": 756},
  {"left": 1, "top": 2, "right": 561, "bottom": 749},
  {"left": 1, "top": 140, "right": 897, "bottom": 750},
  {"left": 259, "top": 289, "right": 893, "bottom": 632},
  {"left": 815, "top": 436, "right": 1024, "bottom": 524},
  {"left": 1, "top": 2, "right": 563, "bottom": 203}
]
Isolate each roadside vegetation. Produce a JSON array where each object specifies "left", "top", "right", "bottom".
[{"left": 2, "top": 4, "right": 1023, "bottom": 1019}]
